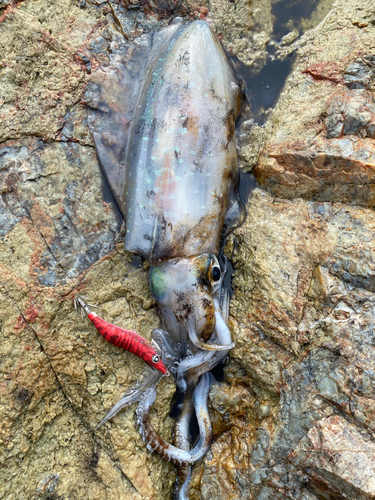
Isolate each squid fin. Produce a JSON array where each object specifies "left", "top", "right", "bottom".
[{"left": 85, "top": 24, "right": 182, "bottom": 217}]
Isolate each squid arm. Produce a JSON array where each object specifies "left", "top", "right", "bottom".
[
  {"left": 186, "top": 314, "right": 234, "bottom": 351},
  {"left": 136, "top": 373, "right": 213, "bottom": 466},
  {"left": 95, "top": 367, "right": 163, "bottom": 429},
  {"left": 177, "top": 293, "right": 233, "bottom": 392},
  {"left": 173, "top": 382, "right": 195, "bottom": 500}
]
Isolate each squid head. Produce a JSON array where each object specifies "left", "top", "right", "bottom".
[{"left": 149, "top": 254, "right": 232, "bottom": 351}]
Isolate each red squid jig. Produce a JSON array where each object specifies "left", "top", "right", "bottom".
[{"left": 75, "top": 296, "right": 169, "bottom": 376}]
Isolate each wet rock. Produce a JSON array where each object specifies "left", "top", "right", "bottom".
[
  {"left": 343, "top": 56, "right": 375, "bottom": 90},
  {"left": 290, "top": 416, "right": 375, "bottom": 499},
  {"left": 0, "top": 266, "right": 141, "bottom": 500},
  {"left": 0, "top": 0, "right": 101, "bottom": 142},
  {"left": 255, "top": 0, "right": 375, "bottom": 207},
  {"left": 0, "top": 138, "right": 119, "bottom": 285},
  {"left": 280, "top": 29, "right": 299, "bottom": 46},
  {"left": 192, "top": 188, "right": 375, "bottom": 499},
  {"left": 326, "top": 87, "right": 375, "bottom": 138}
]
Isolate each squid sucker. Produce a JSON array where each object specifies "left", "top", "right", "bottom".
[{"left": 79, "top": 19, "right": 241, "bottom": 499}]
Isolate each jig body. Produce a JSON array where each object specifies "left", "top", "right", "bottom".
[{"left": 76, "top": 296, "right": 169, "bottom": 375}]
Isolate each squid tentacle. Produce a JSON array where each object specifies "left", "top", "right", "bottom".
[
  {"left": 186, "top": 289, "right": 234, "bottom": 352},
  {"left": 136, "top": 373, "right": 213, "bottom": 466},
  {"left": 219, "top": 288, "right": 230, "bottom": 324},
  {"left": 176, "top": 350, "right": 215, "bottom": 392},
  {"left": 176, "top": 468, "right": 192, "bottom": 500},
  {"left": 178, "top": 348, "right": 229, "bottom": 394},
  {"left": 95, "top": 367, "right": 163, "bottom": 429}
]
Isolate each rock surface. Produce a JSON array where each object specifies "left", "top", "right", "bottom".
[
  {"left": 1, "top": 0, "right": 375, "bottom": 499},
  {"left": 255, "top": 0, "right": 375, "bottom": 207}
]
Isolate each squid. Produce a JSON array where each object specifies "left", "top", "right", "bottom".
[{"left": 79, "top": 20, "right": 241, "bottom": 499}]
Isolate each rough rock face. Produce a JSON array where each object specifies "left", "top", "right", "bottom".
[
  {"left": 1, "top": 0, "right": 375, "bottom": 500},
  {"left": 191, "top": 190, "right": 375, "bottom": 499},
  {"left": 255, "top": 0, "right": 375, "bottom": 207}
]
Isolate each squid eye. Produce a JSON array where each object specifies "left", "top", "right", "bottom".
[
  {"left": 211, "top": 266, "right": 221, "bottom": 282},
  {"left": 152, "top": 354, "right": 160, "bottom": 364}
]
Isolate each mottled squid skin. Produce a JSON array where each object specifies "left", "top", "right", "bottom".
[
  {"left": 124, "top": 21, "right": 240, "bottom": 264},
  {"left": 136, "top": 373, "right": 213, "bottom": 466},
  {"left": 85, "top": 19, "right": 240, "bottom": 500}
]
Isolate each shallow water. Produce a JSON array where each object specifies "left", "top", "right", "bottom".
[
  {"left": 230, "top": 0, "right": 335, "bottom": 124},
  {"left": 272, "top": 0, "right": 335, "bottom": 40},
  {"left": 232, "top": 52, "right": 296, "bottom": 125}
]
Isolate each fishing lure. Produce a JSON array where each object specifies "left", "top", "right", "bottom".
[
  {"left": 80, "top": 19, "right": 241, "bottom": 499},
  {"left": 75, "top": 296, "right": 169, "bottom": 375}
]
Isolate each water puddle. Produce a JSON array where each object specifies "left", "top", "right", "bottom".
[
  {"left": 238, "top": 169, "right": 258, "bottom": 203},
  {"left": 230, "top": 0, "right": 335, "bottom": 124},
  {"left": 271, "top": 0, "right": 335, "bottom": 41},
  {"left": 232, "top": 52, "right": 296, "bottom": 125}
]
